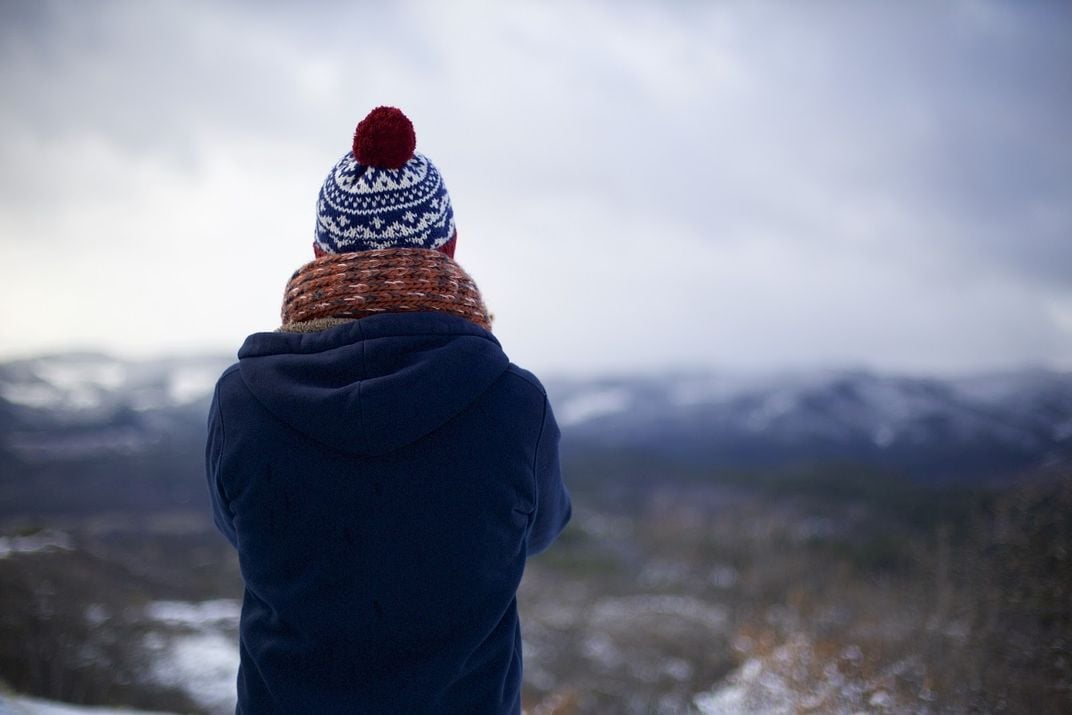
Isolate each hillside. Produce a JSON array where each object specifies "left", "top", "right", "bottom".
[{"left": 1, "top": 354, "right": 1070, "bottom": 712}]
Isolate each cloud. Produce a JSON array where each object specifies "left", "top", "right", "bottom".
[{"left": 0, "top": 0, "right": 1069, "bottom": 373}]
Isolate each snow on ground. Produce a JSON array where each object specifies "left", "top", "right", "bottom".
[
  {"left": 3, "top": 600, "right": 241, "bottom": 715},
  {"left": 143, "top": 631, "right": 237, "bottom": 715},
  {"left": 144, "top": 599, "right": 240, "bottom": 627},
  {"left": 140, "top": 600, "right": 240, "bottom": 715},
  {"left": 692, "top": 633, "right": 934, "bottom": 714},
  {"left": 0, "top": 693, "right": 171, "bottom": 715}
]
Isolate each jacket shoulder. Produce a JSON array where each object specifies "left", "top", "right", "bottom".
[
  {"left": 479, "top": 365, "right": 549, "bottom": 441},
  {"left": 214, "top": 363, "right": 242, "bottom": 394},
  {"left": 218, "top": 362, "right": 241, "bottom": 381},
  {"left": 211, "top": 363, "right": 249, "bottom": 412},
  {"left": 501, "top": 364, "right": 548, "bottom": 397}
]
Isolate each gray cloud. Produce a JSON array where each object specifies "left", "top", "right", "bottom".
[{"left": 0, "top": 0, "right": 1069, "bottom": 372}]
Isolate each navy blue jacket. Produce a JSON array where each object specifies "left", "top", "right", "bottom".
[{"left": 205, "top": 312, "right": 571, "bottom": 714}]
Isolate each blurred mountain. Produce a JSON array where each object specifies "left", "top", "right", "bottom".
[
  {"left": 0, "top": 352, "right": 232, "bottom": 518},
  {"left": 0, "top": 354, "right": 1070, "bottom": 518},
  {"left": 548, "top": 368, "right": 1072, "bottom": 482},
  {"left": 0, "top": 351, "right": 228, "bottom": 451}
]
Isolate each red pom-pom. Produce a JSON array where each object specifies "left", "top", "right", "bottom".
[{"left": 352, "top": 106, "right": 416, "bottom": 170}]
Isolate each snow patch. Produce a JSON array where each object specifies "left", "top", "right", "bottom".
[
  {"left": 0, "top": 531, "right": 72, "bottom": 559},
  {"left": 557, "top": 387, "right": 631, "bottom": 426},
  {"left": 145, "top": 599, "right": 240, "bottom": 627},
  {"left": 0, "top": 382, "right": 65, "bottom": 410},
  {"left": 0, "top": 357, "right": 125, "bottom": 411},
  {"left": 143, "top": 631, "right": 237, "bottom": 714},
  {"left": 29, "top": 360, "right": 127, "bottom": 411},
  {"left": 0, "top": 692, "right": 171, "bottom": 714},
  {"left": 166, "top": 367, "right": 219, "bottom": 405},
  {"left": 0, "top": 355, "right": 229, "bottom": 413},
  {"left": 693, "top": 655, "right": 803, "bottom": 714},
  {"left": 694, "top": 634, "right": 926, "bottom": 714},
  {"left": 744, "top": 391, "right": 797, "bottom": 431},
  {"left": 35, "top": 360, "right": 126, "bottom": 392},
  {"left": 140, "top": 600, "right": 241, "bottom": 715}
]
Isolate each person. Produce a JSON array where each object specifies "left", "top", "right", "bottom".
[{"left": 205, "top": 106, "right": 571, "bottom": 714}]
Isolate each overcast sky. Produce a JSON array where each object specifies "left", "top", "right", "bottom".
[{"left": 1, "top": 0, "right": 1069, "bottom": 375}]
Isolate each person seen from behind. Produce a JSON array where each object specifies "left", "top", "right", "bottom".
[{"left": 205, "top": 106, "right": 572, "bottom": 713}]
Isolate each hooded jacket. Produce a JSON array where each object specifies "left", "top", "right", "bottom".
[{"left": 205, "top": 312, "right": 571, "bottom": 714}]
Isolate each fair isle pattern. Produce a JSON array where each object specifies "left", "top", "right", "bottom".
[
  {"left": 281, "top": 248, "right": 491, "bottom": 331},
  {"left": 315, "top": 151, "right": 455, "bottom": 253}
]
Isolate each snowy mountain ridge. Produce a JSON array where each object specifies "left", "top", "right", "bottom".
[
  {"left": 0, "top": 353, "right": 230, "bottom": 415},
  {"left": 551, "top": 367, "right": 1072, "bottom": 438},
  {"left": 547, "top": 367, "right": 1072, "bottom": 480},
  {"left": 1, "top": 354, "right": 1070, "bottom": 481}
]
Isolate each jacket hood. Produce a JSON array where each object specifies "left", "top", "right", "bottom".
[{"left": 236, "top": 313, "right": 510, "bottom": 456}]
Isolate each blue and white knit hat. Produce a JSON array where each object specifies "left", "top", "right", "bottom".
[{"left": 314, "top": 107, "right": 456, "bottom": 254}]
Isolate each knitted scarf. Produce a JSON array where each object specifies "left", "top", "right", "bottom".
[{"left": 280, "top": 248, "right": 492, "bottom": 333}]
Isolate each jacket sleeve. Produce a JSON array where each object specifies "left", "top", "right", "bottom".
[
  {"left": 206, "top": 384, "right": 238, "bottom": 548},
  {"left": 528, "top": 396, "right": 571, "bottom": 556}
]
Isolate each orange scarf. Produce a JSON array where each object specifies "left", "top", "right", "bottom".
[{"left": 281, "top": 248, "right": 492, "bottom": 332}]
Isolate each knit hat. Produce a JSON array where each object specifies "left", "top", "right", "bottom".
[{"left": 314, "top": 107, "right": 456, "bottom": 254}]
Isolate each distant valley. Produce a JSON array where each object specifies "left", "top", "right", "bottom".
[
  {"left": 1, "top": 353, "right": 1070, "bottom": 712},
  {"left": 1, "top": 353, "right": 1070, "bottom": 520}
]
